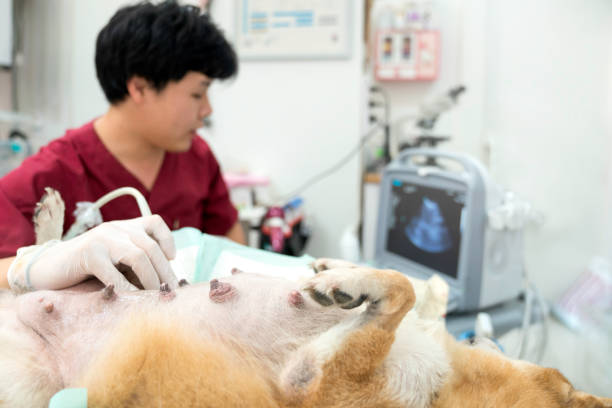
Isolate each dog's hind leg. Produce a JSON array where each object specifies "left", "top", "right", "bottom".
[
  {"left": 33, "top": 187, "right": 65, "bottom": 244},
  {"left": 280, "top": 267, "right": 416, "bottom": 407}
]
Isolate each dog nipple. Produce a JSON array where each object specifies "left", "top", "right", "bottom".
[
  {"left": 231, "top": 267, "right": 243, "bottom": 275},
  {"left": 288, "top": 290, "right": 305, "bottom": 308},
  {"left": 102, "top": 284, "right": 116, "bottom": 300},
  {"left": 44, "top": 303, "right": 54, "bottom": 313},
  {"left": 159, "top": 282, "right": 176, "bottom": 301},
  {"left": 209, "top": 280, "right": 236, "bottom": 303}
]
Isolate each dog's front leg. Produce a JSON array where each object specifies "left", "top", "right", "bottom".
[
  {"left": 33, "top": 187, "right": 65, "bottom": 244},
  {"left": 280, "top": 266, "right": 416, "bottom": 407}
]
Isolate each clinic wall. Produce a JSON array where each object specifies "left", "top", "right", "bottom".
[
  {"left": 12, "top": 0, "right": 74, "bottom": 148},
  {"left": 14, "top": 0, "right": 131, "bottom": 145},
  {"left": 368, "top": 0, "right": 487, "bottom": 161},
  {"left": 608, "top": 34, "right": 612, "bottom": 263},
  {"left": 483, "top": 0, "right": 612, "bottom": 299},
  {"left": 205, "top": 2, "right": 365, "bottom": 257},
  {"left": 0, "top": 71, "right": 10, "bottom": 128}
]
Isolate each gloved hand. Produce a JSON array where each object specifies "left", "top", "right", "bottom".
[{"left": 8, "top": 215, "right": 178, "bottom": 293}]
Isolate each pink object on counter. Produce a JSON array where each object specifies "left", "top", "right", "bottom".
[{"left": 223, "top": 173, "right": 269, "bottom": 188}]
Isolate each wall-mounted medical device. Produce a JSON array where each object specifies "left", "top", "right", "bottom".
[
  {"left": 375, "top": 149, "right": 524, "bottom": 312},
  {"left": 372, "top": 1, "right": 439, "bottom": 81},
  {"left": 375, "top": 29, "right": 439, "bottom": 81}
]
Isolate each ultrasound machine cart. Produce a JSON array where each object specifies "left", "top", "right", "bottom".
[{"left": 374, "top": 149, "right": 534, "bottom": 337}]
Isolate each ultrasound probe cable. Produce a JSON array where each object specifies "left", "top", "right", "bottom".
[{"left": 63, "top": 187, "right": 152, "bottom": 240}]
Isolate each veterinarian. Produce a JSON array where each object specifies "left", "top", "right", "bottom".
[{"left": 0, "top": 1, "right": 244, "bottom": 292}]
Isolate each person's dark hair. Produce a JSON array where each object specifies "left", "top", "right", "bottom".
[{"left": 95, "top": 0, "right": 238, "bottom": 104}]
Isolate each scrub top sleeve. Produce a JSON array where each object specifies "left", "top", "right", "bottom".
[
  {"left": 0, "top": 186, "right": 35, "bottom": 257},
  {"left": 201, "top": 157, "right": 238, "bottom": 236}
]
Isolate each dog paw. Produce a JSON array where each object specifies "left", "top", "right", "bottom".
[
  {"left": 303, "top": 268, "right": 372, "bottom": 310},
  {"left": 303, "top": 266, "right": 416, "bottom": 320},
  {"left": 34, "top": 187, "right": 65, "bottom": 244}
]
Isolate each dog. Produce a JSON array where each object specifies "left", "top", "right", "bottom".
[{"left": 0, "top": 188, "right": 610, "bottom": 407}]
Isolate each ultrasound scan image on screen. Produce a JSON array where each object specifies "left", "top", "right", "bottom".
[{"left": 385, "top": 180, "right": 466, "bottom": 279}]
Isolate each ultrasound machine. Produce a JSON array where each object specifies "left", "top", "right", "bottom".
[{"left": 374, "top": 149, "right": 530, "bottom": 336}]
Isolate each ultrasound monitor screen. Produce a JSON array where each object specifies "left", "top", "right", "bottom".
[{"left": 385, "top": 180, "right": 466, "bottom": 279}]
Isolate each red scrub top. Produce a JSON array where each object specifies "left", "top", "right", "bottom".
[{"left": 0, "top": 121, "right": 238, "bottom": 257}]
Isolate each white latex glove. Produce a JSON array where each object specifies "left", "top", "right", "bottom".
[{"left": 8, "top": 215, "right": 178, "bottom": 293}]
